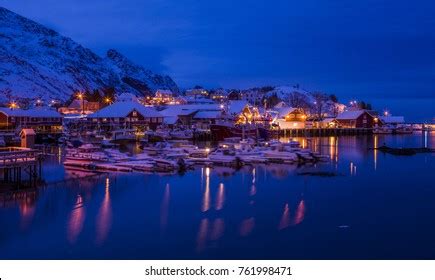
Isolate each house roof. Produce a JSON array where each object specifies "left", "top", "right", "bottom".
[
  {"left": 194, "top": 111, "right": 222, "bottom": 119},
  {"left": 380, "top": 116, "right": 405, "bottom": 124},
  {"left": 228, "top": 100, "right": 249, "bottom": 115},
  {"left": 160, "top": 104, "right": 220, "bottom": 117},
  {"left": 336, "top": 110, "right": 371, "bottom": 120},
  {"left": 0, "top": 107, "right": 62, "bottom": 118},
  {"left": 20, "top": 128, "right": 36, "bottom": 135},
  {"left": 87, "top": 101, "right": 161, "bottom": 118},
  {"left": 275, "top": 107, "right": 298, "bottom": 118}
]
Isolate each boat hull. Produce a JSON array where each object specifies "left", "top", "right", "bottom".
[{"left": 210, "top": 124, "right": 272, "bottom": 141}]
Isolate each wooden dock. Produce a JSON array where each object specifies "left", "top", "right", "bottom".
[
  {"left": 0, "top": 147, "right": 43, "bottom": 188},
  {"left": 279, "top": 128, "right": 373, "bottom": 137}
]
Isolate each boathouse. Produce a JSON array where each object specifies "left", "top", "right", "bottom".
[
  {"left": 58, "top": 99, "right": 100, "bottom": 115},
  {"left": 160, "top": 104, "right": 222, "bottom": 127},
  {"left": 272, "top": 107, "right": 306, "bottom": 129},
  {"left": 86, "top": 100, "right": 163, "bottom": 130},
  {"left": 335, "top": 110, "right": 377, "bottom": 128},
  {"left": 0, "top": 107, "right": 63, "bottom": 133}
]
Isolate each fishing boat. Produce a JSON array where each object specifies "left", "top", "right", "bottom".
[
  {"left": 394, "top": 125, "right": 413, "bottom": 134},
  {"left": 210, "top": 123, "right": 274, "bottom": 141},
  {"left": 373, "top": 126, "right": 393, "bottom": 134},
  {"left": 109, "top": 129, "right": 137, "bottom": 143}
]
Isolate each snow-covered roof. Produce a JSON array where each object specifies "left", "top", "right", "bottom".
[
  {"left": 87, "top": 101, "right": 161, "bottom": 118},
  {"left": 184, "top": 96, "right": 214, "bottom": 104},
  {"left": 194, "top": 111, "right": 222, "bottom": 119},
  {"left": 336, "top": 110, "right": 370, "bottom": 120},
  {"left": 275, "top": 107, "right": 298, "bottom": 118},
  {"left": 228, "top": 100, "right": 249, "bottom": 115},
  {"left": 273, "top": 101, "right": 288, "bottom": 108},
  {"left": 0, "top": 107, "right": 62, "bottom": 118},
  {"left": 160, "top": 104, "right": 220, "bottom": 117},
  {"left": 20, "top": 128, "right": 36, "bottom": 135},
  {"left": 380, "top": 116, "right": 405, "bottom": 124}
]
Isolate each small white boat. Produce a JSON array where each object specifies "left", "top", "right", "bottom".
[
  {"left": 373, "top": 126, "right": 393, "bottom": 134},
  {"left": 110, "top": 129, "right": 137, "bottom": 143}
]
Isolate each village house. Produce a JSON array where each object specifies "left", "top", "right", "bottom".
[
  {"left": 271, "top": 107, "right": 307, "bottom": 129},
  {"left": 58, "top": 99, "right": 100, "bottom": 115},
  {"left": 149, "top": 89, "right": 176, "bottom": 104},
  {"left": 185, "top": 88, "right": 209, "bottom": 98},
  {"left": 0, "top": 107, "right": 63, "bottom": 133},
  {"left": 86, "top": 100, "right": 163, "bottom": 131},
  {"left": 159, "top": 104, "right": 222, "bottom": 128},
  {"left": 209, "top": 88, "right": 228, "bottom": 102},
  {"left": 335, "top": 110, "right": 378, "bottom": 128}
]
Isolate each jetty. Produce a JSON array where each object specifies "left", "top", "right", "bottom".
[{"left": 0, "top": 147, "right": 43, "bottom": 188}]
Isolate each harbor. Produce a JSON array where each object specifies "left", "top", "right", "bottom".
[{"left": 0, "top": 132, "right": 433, "bottom": 259}]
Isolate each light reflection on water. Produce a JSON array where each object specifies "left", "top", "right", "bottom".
[{"left": 0, "top": 132, "right": 434, "bottom": 259}]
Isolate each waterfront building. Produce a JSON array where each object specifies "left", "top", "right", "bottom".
[
  {"left": 58, "top": 99, "right": 100, "bottom": 115},
  {"left": 335, "top": 110, "right": 378, "bottom": 128},
  {"left": 86, "top": 100, "right": 163, "bottom": 131},
  {"left": 0, "top": 107, "right": 63, "bottom": 133},
  {"left": 271, "top": 107, "right": 307, "bottom": 129},
  {"left": 159, "top": 104, "right": 222, "bottom": 128}
]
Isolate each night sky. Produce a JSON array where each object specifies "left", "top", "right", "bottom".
[{"left": 1, "top": 0, "right": 434, "bottom": 121}]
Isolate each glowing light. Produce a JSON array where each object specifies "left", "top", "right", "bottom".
[{"left": 9, "top": 101, "right": 18, "bottom": 109}]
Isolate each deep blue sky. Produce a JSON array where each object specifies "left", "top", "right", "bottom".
[{"left": 1, "top": 0, "right": 434, "bottom": 121}]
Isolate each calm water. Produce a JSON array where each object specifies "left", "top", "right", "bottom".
[{"left": 0, "top": 132, "right": 434, "bottom": 259}]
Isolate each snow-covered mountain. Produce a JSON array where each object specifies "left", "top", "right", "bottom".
[{"left": 0, "top": 7, "right": 178, "bottom": 104}]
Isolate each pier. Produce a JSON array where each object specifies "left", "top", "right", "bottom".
[
  {"left": 279, "top": 128, "right": 373, "bottom": 137},
  {"left": 0, "top": 147, "right": 43, "bottom": 188}
]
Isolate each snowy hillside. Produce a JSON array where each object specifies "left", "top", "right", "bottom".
[{"left": 0, "top": 7, "right": 178, "bottom": 104}]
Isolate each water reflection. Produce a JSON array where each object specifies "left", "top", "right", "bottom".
[
  {"left": 215, "top": 183, "right": 225, "bottom": 211},
  {"left": 196, "top": 218, "right": 209, "bottom": 253},
  {"left": 67, "top": 194, "right": 85, "bottom": 244},
  {"left": 201, "top": 167, "right": 211, "bottom": 212},
  {"left": 160, "top": 183, "right": 170, "bottom": 233},
  {"left": 292, "top": 200, "right": 306, "bottom": 226},
  {"left": 19, "top": 191, "right": 37, "bottom": 230},
  {"left": 210, "top": 218, "right": 225, "bottom": 241},
  {"left": 96, "top": 177, "right": 112, "bottom": 245},
  {"left": 239, "top": 217, "right": 255, "bottom": 237},
  {"left": 278, "top": 203, "right": 290, "bottom": 230},
  {"left": 278, "top": 198, "right": 306, "bottom": 229},
  {"left": 374, "top": 135, "right": 378, "bottom": 170}
]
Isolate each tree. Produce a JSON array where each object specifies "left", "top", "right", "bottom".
[
  {"left": 311, "top": 92, "right": 329, "bottom": 120},
  {"left": 329, "top": 94, "right": 338, "bottom": 103},
  {"left": 228, "top": 90, "right": 240, "bottom": 100},
  {"left": 264, "top": 93, "right": 280, "bottom": 108},
  {"left": 286, "top": 91, "right": 311, "bottom": 113}
]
